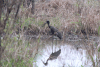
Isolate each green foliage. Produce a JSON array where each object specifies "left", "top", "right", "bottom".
[
  {"left": 14, "top": 37, "right": 17, "bottom": 41},
  {"left": 25, "top": 18, "right": 32, "bottom": 25},
  {"left": 95, "top": 43, "right": 98, "bottom": 47},
  {"left": 81, "top": 65, "right": 84, "bottom": 67},
  {"left": 88, "top": 1, "right": 90, "bottom": 4},
  {"left": 98, "top": 26, "right": 100, "bottom": 35},
  {"left": 10, "top": 48, "right": 14, "bottom": 52},
  {"left": 21, "top": 18, "right": 36, "bottom": 30},
  {"left": 71, "top": 22, "right": 79, "bottom": 24},
  {"left": 1, "top": 16, "right": 4, "bottom": 21},
  {"left": 98, "top": 47, "right": 100, "bottom": 52},
  {"left": 91, "top": 56, "right": 94, "bottom": 62},
  {"left": 6, "top": 22, "right": 9, "bottom": 28},
  {"left": 1, "top": 42, "right": 3, "bottom": 46},
  {"left": 38, "top": 36, "right": 40, "bottom": 43},
  {"left": 1, "top": 57, "right": 33, "bottom": 67},
  {"left": 28, "top": 58, "right": 34, "bottom": 65},
  {"left": 76, "top": 3, "right": 78, "bottom": 7},
  {"left": 1, "top": 36, "right": 34, "bottom": 67},
  {"left": 21, "top": 4, "right": 24, "bottom": 11},
  {"left": 8, "top": 18, "right": 11, "bottom": 21},
  {"left": 3, "top": 29, "right": 6, "bottom": 32}
]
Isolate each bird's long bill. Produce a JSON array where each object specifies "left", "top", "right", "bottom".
[{"left": 42, "top": 22, "right": 47, "bottom": 27}]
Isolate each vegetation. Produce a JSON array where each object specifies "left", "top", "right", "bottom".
[{"left": 0, "top": 0, "right": 100, "bottom": 67}]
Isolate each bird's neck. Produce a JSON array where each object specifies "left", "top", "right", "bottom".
[
  {"left": 47, "top": 23, "right": 50, "bottom": 27},
  {"left": 47, "top": 24, "right": 51, "bottom": 28}
]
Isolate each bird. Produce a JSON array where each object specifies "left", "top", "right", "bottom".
[
  {"left": 43, "top": 21, "right": 62, "bottom": 39},
  {"left": 42, "top": 21, "right": 62, "bottom": 65},
  {"left": 42, "top": 49, "right": 61, "bottom": 66},
  {"left": 42, "top": 21, "right": 62, "bottom": 53}
]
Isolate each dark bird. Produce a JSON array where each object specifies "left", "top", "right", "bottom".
[
  {"left": 43, "top": 21, "right": 62, "bottom": 39},
  {"left": 42, "top": 49, "right": 61, "bottom": 66}
]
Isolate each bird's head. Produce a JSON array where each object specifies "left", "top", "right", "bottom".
[
  {"left": 41, "top": 60, "right": 48, "bottom": 66},
  {"left": 46, "top": 21, "right": 50, "bottom": 25}
]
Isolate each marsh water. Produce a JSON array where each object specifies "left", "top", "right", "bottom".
[{"left": 31, "top": 35, "right": 100, "bottom": 67}]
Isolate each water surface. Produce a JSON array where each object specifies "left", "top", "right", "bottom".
[{"left": 32, "top": 35, "right": 98, "bottom": 67}]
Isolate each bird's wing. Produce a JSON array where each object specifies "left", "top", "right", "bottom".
[{"left": 50, "top": 26, "right": 58, "bottom": 32}]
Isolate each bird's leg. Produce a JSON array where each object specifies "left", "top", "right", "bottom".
[
  {"left": 55, "top": 38, "right": 57, "bottom": 51},
  {"left": 52, "top": 35, "right": 53, "bottom": 53}
]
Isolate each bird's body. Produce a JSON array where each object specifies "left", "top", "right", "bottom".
[
  {"left": 42, "top": 49, "right": 61, "bottom": 66},
  {"left": 48, "top": 49, "right": 61, "bottom": 60},
  {"left": 49, "top": 26, "right": 57, "bottom": 34}
]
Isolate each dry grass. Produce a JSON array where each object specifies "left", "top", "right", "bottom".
[{"left": 18, "top": 0, "right": 100, "bottom": 35}]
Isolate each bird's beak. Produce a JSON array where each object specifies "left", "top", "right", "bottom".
[
  {"left": 41, "top": 60, "right": 48, "bottom": 66},
  {"left": 42, "top": 22, "right": 47, "bottom": 27}
]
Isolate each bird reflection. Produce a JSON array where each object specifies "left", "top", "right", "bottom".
[{"left": 42, "top": 49, "right": 61, "bottom": 66}]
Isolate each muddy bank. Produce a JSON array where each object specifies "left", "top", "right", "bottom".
[{"left": 15, "top": 24, "right": 99, "bottom": 36}]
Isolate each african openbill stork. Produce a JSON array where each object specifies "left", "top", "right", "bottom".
[{"left": 42, "top": 49, "right": 61, "bottom": 66}]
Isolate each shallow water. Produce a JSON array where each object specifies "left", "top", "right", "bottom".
[
  {"left": 31, "top": 35, "right": 99, "bottom": 67},
  {"left": 33, "top": 45, "right": 96, "bottom": 67}
]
